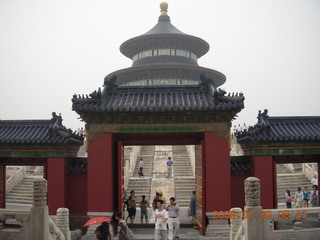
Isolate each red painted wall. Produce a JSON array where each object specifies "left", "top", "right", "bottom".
[
  {"left": 47, "top": 157, "right": 67, "bottom": 215},
  {"left": 87, "top": 133, "right": 114, "bottom": 212},
  {"left": 66, "top": 174, "right": 87, "bottom": 215},
  {"left": 204, "top": 132, "right": 231, "bottom": 211},
  {"left": 0, "top": 165, "right": 5, "bottom": 208},
  {"left": 252, "top": 155, "right": 274, "bottom": 209},
  {"left": 231, "top": 175, "right": 249, "bottom": 209}
]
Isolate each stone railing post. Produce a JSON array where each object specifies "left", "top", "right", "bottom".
[
  {"left": 244, "top": 177, "right": 262, "bottom": 240},
  {"left": 230, "top": 207, "right": 242, "bottom": 240},
  {"left": 30, "top": 178, "right": 49, "bottom": 240},
  {"left": 57, "top": 208, "right": 71, "bottom": 240}
]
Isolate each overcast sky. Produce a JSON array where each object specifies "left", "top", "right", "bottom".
[{"left": 1, "top": 0, "right": 319, "bottom": 131}]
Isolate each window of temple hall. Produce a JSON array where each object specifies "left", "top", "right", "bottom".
[
  {"left": 122, "top": 79, "right": 199, "bottom": 86},
  {"left": 159, "top": 48, "right": 171, "bottom": 55},
  {"left": 153, "top": 49, "right": 158, "bottom": 56},
  {"left": 132, "top": 48, "right": 198, "bottom": 63},
  {"left": 191, "top": 52, "right": 197, "bottom": 61}
]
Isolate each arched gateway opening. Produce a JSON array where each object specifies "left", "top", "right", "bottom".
[
  {"left": 85, "top": 130, "right": 234, "bottom": 235},
  {"left": 117, "top": 134, "right": 204, "bottom": 231}
]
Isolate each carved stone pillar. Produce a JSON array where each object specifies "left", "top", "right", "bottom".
[
  {"left": 230, "top": 207, "right": 242, "bottom": 240},
  {"left": 244, "top": 177, "right": 263, "bottom": 240},
  {"left": 57, "top": 208, "right": 71, "bottom": 240},
  {"left": 245, "top": 177, "right": 260, "bottom": 207},
  {"left": 33, "top": 178, "right": 47, "bottom": 206},
  {"left": 30, "top": 178, "right": 49, "bottom": 240}
]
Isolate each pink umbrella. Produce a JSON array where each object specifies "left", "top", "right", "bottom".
[{"left": 83, "top": 217, "right": 112, "bottom": 226}]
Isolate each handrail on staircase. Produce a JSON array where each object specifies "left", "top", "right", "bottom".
[
  {"left": 302, "top": 163, "right": 318, "bottom": 181},
  {"left": 6, "top": 166, "right": 26, "bottom": 193}
]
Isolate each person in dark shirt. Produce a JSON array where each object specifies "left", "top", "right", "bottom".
[{"left": 140, "top": 195, "right": 149, "bottom": 223}]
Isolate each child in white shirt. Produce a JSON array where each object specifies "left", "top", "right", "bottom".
[{"left": 155, "top": 199, "right": 168, "bottom": 240}]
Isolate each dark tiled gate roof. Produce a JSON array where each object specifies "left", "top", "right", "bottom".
[
  {"left": 72, "top": 75, "right": 244, "bottom": 114},
  {"left": 236, "top": 109, "right": 320, "bottom": 143},
  {"left": 0, "top": 112, "right": 84, "bottom": 145}
]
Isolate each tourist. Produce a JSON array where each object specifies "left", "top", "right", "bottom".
[
  {"left": 311, "top": 175, "right": 318, "bottom": 188},
  {"left": 94, "top": 222, "right": 112, "bottom": 240},
  {"left": 283, "top": 189, "right": 292, "bottom": 208},
  {"left": 140, "top": 195, "right": 149, "bottom": 223},
  {"left": 159, "top": 191, "right": 167, "bottom": 205},
  {"left": 166, "top": 197, "right": 180, "bottom": 240},
  {"left": 294, "top": 187, "right": 303, "bottom": 208},
  {"left": 153, "top": 192, "right": 161, "bottom": 211},
  {"left": 155, "top": 200, "right": 168, "bottom": 240},
  {"left": 139, "top": 158, "right": 144, "bottom": 177},
  {"left": 126, "top": 190, "right": 136, "bottom": 224},
  {"left": 166, "top": 157, "right": 173, "bottom": 178},
  {"left": 189, "top": 191, "right": 196, "bottom": 220},
  {"left": 115, "top": 212, "right": 130, "bottom": 240},
  {"left": 310, "top": 185, "right": 318, "bottom": 207},
  {"left": 303, "top": 186, "right": 310, "bottom": 207}
]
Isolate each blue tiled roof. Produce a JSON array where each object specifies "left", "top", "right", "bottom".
[
  {"left": 0, "top": 113, "right": 84, "bottom": 145},
  {"left": 72, "top": 75, "right": 244, "bottom": 114},
  {"left": 236, "top": 110, "right": 320, "bottom": 143}
]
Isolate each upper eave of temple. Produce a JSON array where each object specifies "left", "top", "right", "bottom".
[
  {"left": 236, "top": 110, "right": 320, "bottom": 143},
  {"left": 120, "top": 8, "right": 209, "bottom": 59},
  {"left": 106, "top": 65, "right": 226, "bottom": 88}
]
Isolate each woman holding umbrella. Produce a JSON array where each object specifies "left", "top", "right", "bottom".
[{"left": 83, "top": 217, "right": 112, "bottom": 240}]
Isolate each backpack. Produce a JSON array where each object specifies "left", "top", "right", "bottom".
[
  {"left": 121, "top": 222, "right": 134, "bottom": 240},
  {"left": 125, "top": 224, "right": 134, "bottom": 240}
]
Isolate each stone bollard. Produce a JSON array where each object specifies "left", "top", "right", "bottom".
[
  {"left": 30, "top": 178, "right": 49, "bottom": 240},
  {"left": 57, "top": 208, "right": 71, "bottom": 240},
  {"left": 244, "top": 177, "right": 263, "bottom": 240},
  {"left": 230, "top": 208, "right": 242, "bottom": 240}
]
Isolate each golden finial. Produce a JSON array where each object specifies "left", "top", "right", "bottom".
[{"left": 160, "top": 2, "right": 168, "bottom": 15}]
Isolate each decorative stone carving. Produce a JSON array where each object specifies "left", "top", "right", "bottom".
[
  {"left": 33, "top": 178, "right": 47, "bottom": 206},
  {"left": 57, "top": 208, "right": 70, "bottom": 240},
  {"left": 230, "top": 207, "right": 243, "bottom": 240},
  {"left": 244, "top": 177, "right": 260, "bottom": 207}
]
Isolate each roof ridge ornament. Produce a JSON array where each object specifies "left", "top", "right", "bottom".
[
  {"left": 199, "top": 73, "right": 215, "bottom": 92},
  {"left": 258, "top": 109, "right": 269, "bottom": 124},
  {"left": 103, "top": 75, "right": 118, "bottom": 92},
  {"left": 160, "top": 2, "right": 168, "bottom": 15}
]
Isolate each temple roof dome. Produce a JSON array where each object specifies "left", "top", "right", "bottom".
[{"left": 120, "top": 3, "right": 209, "bottom": 60}]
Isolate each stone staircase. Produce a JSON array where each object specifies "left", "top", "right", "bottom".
[
  {"left": 172, "top": 146, "right": 193, "bottom": 177},
  {"left": 172, "top": 146, "right": 195, "bottom": 207},
  {"left": 126, "top": 178, "right": 152, "bottom": 203},
  {"left": 174, "top": 177, "right": 195, "bottom": 207},
  {"left": 205, "top": 219, "right": 230, "bottom": 240},
  {"left": 277, "top": 164, "right": 313, "bottom": 206},
  {"left": 6, "top": 176, "right": 42, "bottom": 206},
  {"left": 133, "top": 155, "right": 154, "bottom": 177},
  {"left": 126, "top": 146, "right": 155, "bottom": 202}
]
